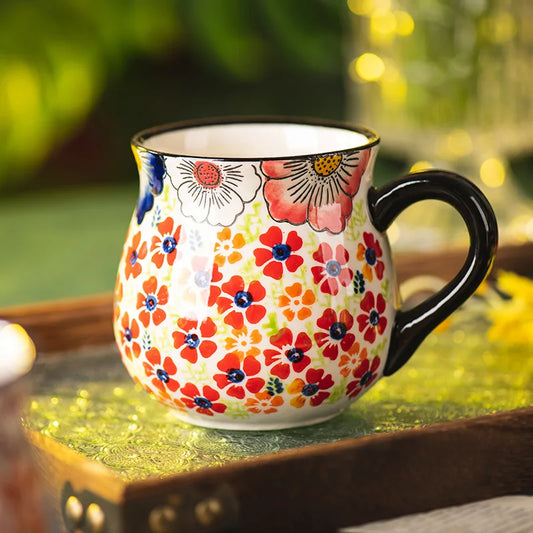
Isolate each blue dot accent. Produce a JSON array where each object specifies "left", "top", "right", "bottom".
[
  {"left": 325, "top": 260, "right": 342, "bottom": 277},
  {"left": 272, "top": 243, "right": 291, "bottom": 261}
]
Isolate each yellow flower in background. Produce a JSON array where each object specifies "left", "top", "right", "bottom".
[{"left": 487, "top": 271, "right": 533, "bottom": 346}]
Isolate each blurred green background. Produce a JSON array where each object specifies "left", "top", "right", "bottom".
[
  {"left": 0, "top": 0, "right": 357, "bottom": 306},
  {"left": 1, "top": 0, "right": 532, "bottom": 307}
]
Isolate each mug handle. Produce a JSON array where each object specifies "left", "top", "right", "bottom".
[{"left": 367, "top": 170, "right": 498, "bottom": 376}]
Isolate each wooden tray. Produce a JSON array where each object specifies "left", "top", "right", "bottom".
[{"left": 5, "top": 244, "right": 533, "bottom": 533}]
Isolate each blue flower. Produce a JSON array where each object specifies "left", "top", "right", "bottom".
[{"left": 134, "top": 150, "right": 166, "bottom": 224}]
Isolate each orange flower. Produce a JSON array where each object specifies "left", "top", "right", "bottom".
[
  {"left": 214, "top": 227, "right": 246, "bottom": 266},
  {"left": 338, "top": 342, "right": 367, "bottom": 377},
  {"left": 224, "top": 325, "right": 262, "bottom": 359},
  {"left": 278, "top": 282, "right": 316, "bottom": 321},
  {"left": 245, "top": 391, "right": 284, "bottom": 414}
]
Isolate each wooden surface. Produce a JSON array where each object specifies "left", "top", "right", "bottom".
[
  {"left": 28, "top": 407, "right": 533, "bottom": 532},
  {"left": 2, "top": 242, "right": 532, "bottom": 355}
]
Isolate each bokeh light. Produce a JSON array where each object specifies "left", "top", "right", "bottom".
[
  {"left": 480, "top": 157, "right": 506, "bottom": 188},
  {"left": 351, "top": 52, "right": 385, "bottom": 81}
]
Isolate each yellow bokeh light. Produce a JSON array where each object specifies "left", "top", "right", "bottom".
[
  {"left": 370, "top": 9, "right": 397, "bottom": 44},
  {"left": 410, "top": 161, "right": 434, "bottom": 173},
  {"left": 444, "top": 129, "right": 473, "bottom": 158},
  {"left": 352, "top": 52, "right": 385, "bottom": 81},
  {"left": 395, "top": 11, "right": 415, "bottom": 36},
  {"left": 480, "top": 157, "right": 506, "bottom": 188},
  {"left": 347, "top": 0, "right": 374, "bottom": 16}
]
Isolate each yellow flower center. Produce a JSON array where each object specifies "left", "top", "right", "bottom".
[{"left": 313, "top": 155, "right": 342, "bottom": 177}]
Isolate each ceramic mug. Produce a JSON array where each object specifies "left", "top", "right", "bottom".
[{"left": 113, "top": 118, "right": 497, "bottom": 430}]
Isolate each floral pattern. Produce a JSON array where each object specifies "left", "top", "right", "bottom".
[
  {"left": 151, "top": 217, "right": 181, "bottom": 268},
  {"left": 287, "top": 368, "right": 334, "bottom": 408},
  {"left": 142, "top": 348, "right": 180, "bottom": 393},
  {"left": 114, "top": 141, "right": 395, "bottom": 429},
  {"left": 347, "top": 356, "right": 381, "bottom": 399},
  {"left": 311, "top": 243, "right": 354, "bottom": 295},
  {"left": 253, "top": 226, "right": 304, "bottom": 279},
  {"left": 214, "top": 354, "right": 265, "bottom": 399},
  {"left": 314, "top": 308, "right": 356, "bottom": 361},
  {"left": 261, "top": 149, "right": 370, "bottom": 233},
  {"left": 136, "top": 276, "right": 169, "bottom": 327},
  {"left": 357, "top": 292, "right": 388, "bottom": 344},
  {"left": 214, "top": 228, "right": 245, "bottom": 266},
  {"left": 125, "top": 231, "right": 147, "bottom": 279},
  {"left": 264, "top": 328, "right": 312, "bottom": 379},
  {"left": 278, "top": 282, "right": 316, "bottom": 322},
  {"left": 216, "top": 275, "right": 267, "bottom": 329},
  {"left": 357, "top": 232, "right": 385, "bottom": 281},
  {"left": 134, "top": 149, "right": 166, "bottom": 224},
  {"left": 170, "top": 160, "right": 261, "bottom": 226},
  {"left": 172, "top": 317, "right": 217, "bottom": 363},
  {"left": 118, "top": 312, "right": 141, "bottom": 361},
  {"left": 180, "top": 383, "right": 227, "bottom": 416}
]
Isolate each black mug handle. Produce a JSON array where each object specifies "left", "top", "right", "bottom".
[{"left": 368, "top": 170, "right": 498, "bottom": 376}]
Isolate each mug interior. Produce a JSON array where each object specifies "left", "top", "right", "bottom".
[{"left": 135, "top": 120, "right": 378, "bottom": 159}]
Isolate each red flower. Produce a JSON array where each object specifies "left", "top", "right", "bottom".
[
  {"left": 264, "top": 328, "right": 312, "bottom": 379},
  {"left": 151, "top": 216, "right": 182, "bottom": 268},
  {"left": 311, "top": 243, "right": 353, "bottom": 295},
  {"left": 172, "top": 317, "right": 218, "bottom": 363},
  {"left": 287, "top": 368, "right": 334, "bottom": 408},
  {"left": 253, "top": 226, "right": 304, "bottom": 280},
  {"left": 357, "top": 232, "right": 385, "bottom": 282},
  {"left": 213, "top": 353, "right": 265, "bottom": 399},
  {"left": 119, "top": 312, "right": 141, "bottom": 360},
  {"left": 216, "top": 275, "right": 266, "bottom": 329},
  {"left": 346, "top": 356, "right": 381, "bottom": 399},
  {"left": 125, "top": 231, "right": 147, "bottom": 279},
  {"left": 136, "top": 276, "right": 169, "bottom": 327},
  {"left": 142, "top": 348, "right": 180, "bottom": 393},
  {"left": 261, "top": 149, "right": 370, "bottom": 234},
  {"left": 180, "top": 383, "right": 227, "bottom": 416},
  {"left": 314, "top": 308, "right": 356, "bottom": 361},
  {"left": 357, "top": 292, "right": 388, "bottom": 344}
]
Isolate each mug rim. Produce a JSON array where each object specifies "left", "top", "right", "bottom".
[{"left": 131, "top": 116, "right": 380, "bottom": 161}]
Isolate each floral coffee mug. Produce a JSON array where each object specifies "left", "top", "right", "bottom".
[{"left": 113, "top": 118, "right": 497, "bottom": 430}]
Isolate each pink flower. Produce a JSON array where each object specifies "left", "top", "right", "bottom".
[
  {"left": 314, "top": 308, "right": 357, "bottom": 361},
  {"left": 311, "top": 243, "right": 353, "bottom": 295},
  {"left": 253, "top": 226, "right": 304, "bottom": 280},
  {"left": 264, "top": 328, "right": 312, "bottom": 379},
  {"left": 261, "top": 149, "right": 370, "bottom": 233},
  {"left": 357, "top": 292, "right": 388, "bottom": 344}
]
